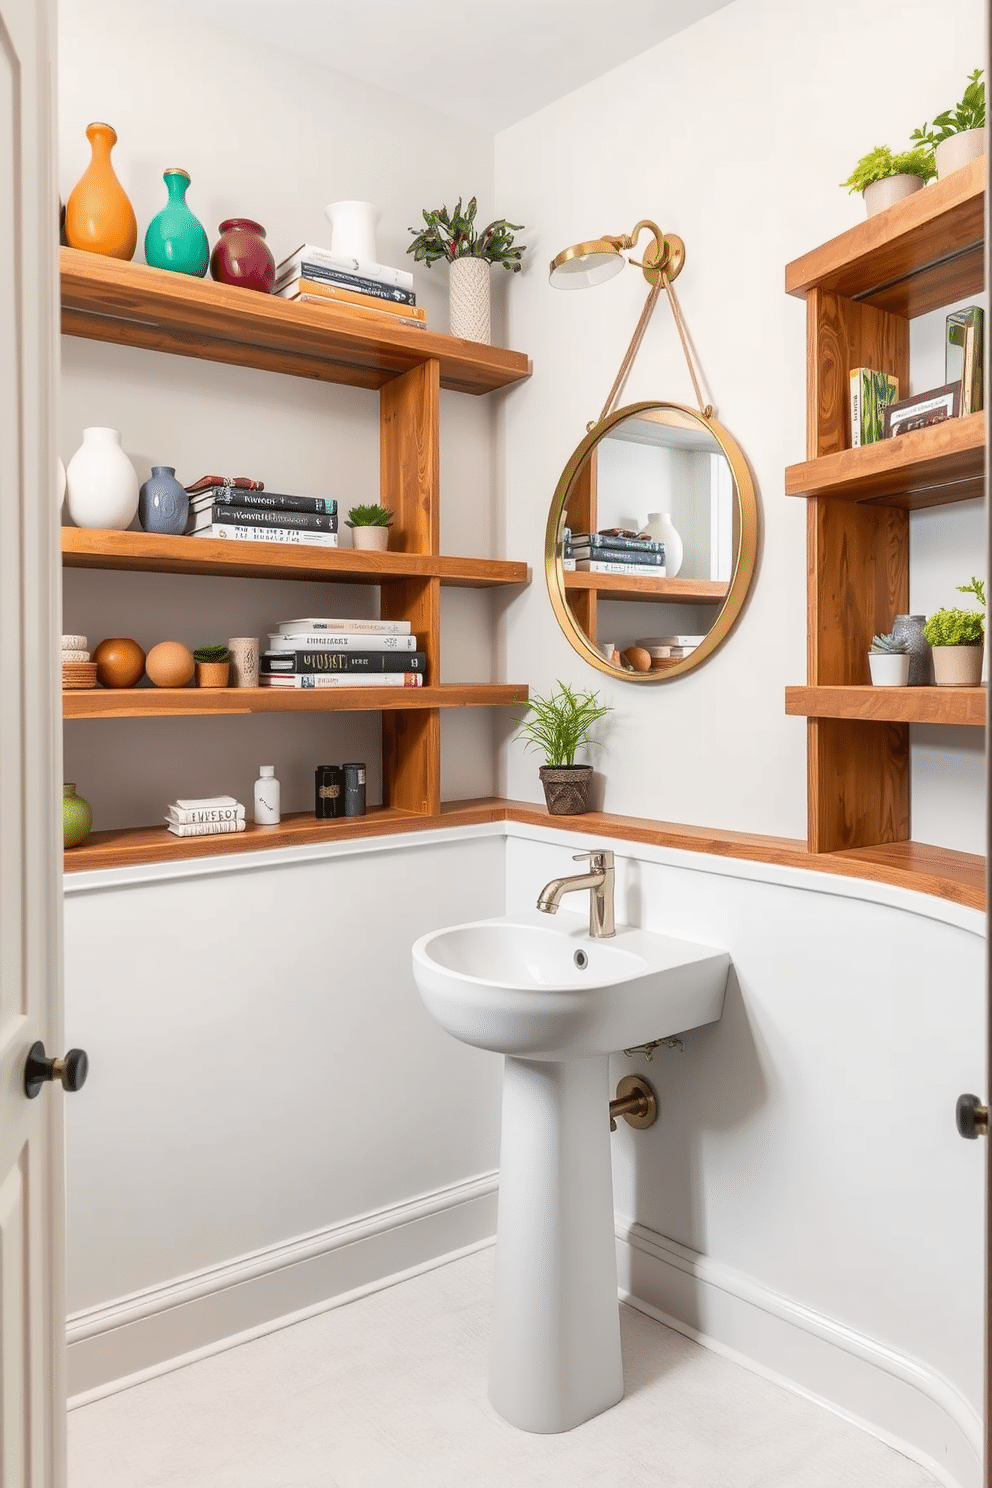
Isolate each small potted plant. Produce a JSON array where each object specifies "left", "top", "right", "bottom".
[
  {"left": 912, "top": 68, "right": 986, "bottom": 179},
  {"left": 346, "top": 503, "right": 394, "bottom": 552},
  {"left": 407, "top": 196, "right": 525, "bottom": 345},
  {"left": 193, "top": 644, "right": 230, "bottom": 687},
  {"left": 922, "top": 603, "right": 984, "bottom": 686},
  {"left": 517, "top": 681, "right": 611, "bottom": 815},
  {"left": 841, "top": 145, "right": 935, "bottom": 217},
  {"left": 868, "top": 631, "right": 910, "bottom": 687}
]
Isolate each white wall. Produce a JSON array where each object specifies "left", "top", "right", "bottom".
[
  {"left": 495, "top": 0, "right": 987, "bottom": 851},
  {"left": 58, "top": 0, "right": 508, "bottom": 823}
]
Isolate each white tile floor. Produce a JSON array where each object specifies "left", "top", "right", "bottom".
[{"left": 69, "top": 1247, "right": 942, "bottom": 1488}]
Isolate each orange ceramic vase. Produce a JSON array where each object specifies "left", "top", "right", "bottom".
[{"left": 65, "top": 122, "right": 136, "bottom": 260}]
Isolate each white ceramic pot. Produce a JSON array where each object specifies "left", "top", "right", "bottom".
[
  {"left": 932, "top": 645, "right": 983, "bottom": 686},
  {"left": 65, "top": 427, "right": 139, "bottom": 530},
  {"left": 351, "top": 525, "right": 389, "bottom": 551},
  {"left": 449, "top": 256, "right": 492, "bottom": 344},
  {"left": 868, "top": 652, "right": 910, "bottom": 687},
  {"left": 323, "top": 200, "right": 381, "bottom": 263},
  {"left": 862, "top": 175, "right": 924, "bottom": 217},
  {"left": 639, "top": 512, "right": 683, "bottom": 577},
  {"left": 934, "top": 129, "right": 986, "bottom": 179}
]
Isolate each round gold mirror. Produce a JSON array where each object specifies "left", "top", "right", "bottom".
[{"left": 546, "top": 402, "right": 758, "bottom": 681}]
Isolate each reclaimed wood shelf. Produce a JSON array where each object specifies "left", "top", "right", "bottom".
[
  {"left": 62, "top": 529, "right": 530, "bottom": 589},
  {"left": 60, "top": 248, "right": 532, "bottom": 395},
  {"left": 64, "top": 796, "right": 986, "bottom": 910},
  {"left": 785, "top": 685, "right": 987, "bottom": 727},
  {"left": 785, "top": 156, "right": 984, "bottom": 318},
  {"left": 784, "top": 411, "right": 985, "bottom": 509},
  {"left": 63, "top": 684, "right": 528, "bottom": 720},
  {"left": 564, "top": 571, "right": 728, "bottom": 604}
]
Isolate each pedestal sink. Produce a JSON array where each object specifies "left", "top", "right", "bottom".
[{"left": 411, "top": 908, "right": 729, "bottom": 1434}]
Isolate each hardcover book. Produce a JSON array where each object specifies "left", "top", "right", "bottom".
[
  {"left": 260, "top": 672, "right": 424, "bottom": 688},
  {"left": 266, "top": 632, "right": 417, "bottom": 652},
  {"left": 575, "top": 560, "right": 668, "bottom": 577},
  {"left": 188, "top": 487, "right": 337, "bottom": 516},
  {"left": 277, "top": 617, "right": 411, "bottom": 635},
  {"left": 947, "top": 306, "right": 984, "bottom": 416},
  {"left": 261, "top": 650, "right": 427, "bottom": 673},
  {"left": 275, "top": 263, "right": 416, "bottom": 306},
  {"left": 275, "top": 244, "right": 414, "bottom": 293},
  {"left": 883, "top": 382, "right": 961, "bottom": 438},
  {"left": 280, "top": 277, "right": 426, "bottom": 320},
  {"left": 167, "top": 804, "right": 246, "bottom": 825},
  {"left": 189, "top": 504, "right": 338, "bottom": 534},
  {"left": 849, "top": 368, "right": 899, "bottom": 446},
  {"left": 570, "top": 532, "right": 666, "bottom": 554},
  {"left": 207, "top": 525, "right": 340, "bottom": 548},
  {"left": 166, "top": 818, "right": 247, "bottom": 837},
  {"left": 296, "top": 296, "right": 427, "bottom": 332},
  {"left": 571, "top": 546, "right": 667, "bottom": 567}
]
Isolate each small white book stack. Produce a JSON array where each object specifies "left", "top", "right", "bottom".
[{"left": 166, "top": 795, "right": 247, "bottom": 838}]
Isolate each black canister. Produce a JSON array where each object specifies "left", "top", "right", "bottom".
[
  {"left": 314, "top": 764, "right": 344, "bottom": 819},
  {"left": 343, "top": 761, "right": 367, "bottom": 817}
]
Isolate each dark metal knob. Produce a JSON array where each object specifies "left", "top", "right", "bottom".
[
  {"left": 24, "top": 1040, "right": 89, "bottom": 1099},
  {"left": 955, "top": 1093, "right": 988, "bottom": 1139}
]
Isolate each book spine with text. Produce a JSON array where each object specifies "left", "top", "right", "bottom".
[
  {"left": 261, "top": 650, "right": 427, "bottom": 674},
  {"left": 278, "top": 263, "right": 416, "bottom": 305},
  {"left": 276, "top": 245, "right": 414, "bottom": 292},
  {"left": 167, "top": 807, "right": 245, "bottom": 825},
  {"left": 200, "top": 504, "right": 338, "bottom": 533},
  {"left": 189, "top": 487, "right": 337, "bottom": 515},
  {"left": 267, "top": 632, "right": 417, "bottom": 651},
  {"left": 575, "top": 560, "right": 668, "bottom": 577},
  {"left": 166, "top": 818, "right": 247, "bottom": 837},
  {"left": 260, "top": 672, "right": 423, "bottom": 689},
  {"left": 283, "top": 277, "right": 425, "bottom": 319},
  {"left": 208, "top": 525, "right": 340, "bottom": 548},
  {"left": 296, "top": 295, "right": 427, "bottom": 331},
  {"left": 277, "top": 617, "right": 411, "bottom": 636},
  {"left": 572, "top": 547, "right": 666, "bottom": 567},
  {"left": 570, "top": 532, "right": 666, "bottom": 554}
]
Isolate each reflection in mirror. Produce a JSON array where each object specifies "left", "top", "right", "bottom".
[{"left": 547, "top": 403, "right": 757, "bottom": 681}]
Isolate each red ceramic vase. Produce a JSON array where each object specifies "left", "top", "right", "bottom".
[{"left": 209, "top": 218, "right": 275, "bottom": 293}]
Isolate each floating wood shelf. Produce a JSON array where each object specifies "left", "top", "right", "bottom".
[
  {"left": 785, "top": 156, "right": 984, "bottom": 318},
  {"left": 62, "top": 529, "right": 530, "bottom": 588},
  {"left": 785, "top": 685, "right": 987, "bottom": 727},
  {"left": 784, "top": 412, "right": 985, "bottom": 509},
  {"left": 60, "top": 248, "right": 532, "bottom": 395},
  {"left": 564, "top": 571, "right": 728, "bottom": 604},
  {"left": 63, "top": 683, "right": 528, "bottom": 720}
]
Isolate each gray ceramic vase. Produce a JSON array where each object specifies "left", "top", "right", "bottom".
[
  {"left": 893, "top": 614, "right": 932, "bottom": 686},
  {"left": 138, "top": 465, "right": 189, "bottom": 535}
]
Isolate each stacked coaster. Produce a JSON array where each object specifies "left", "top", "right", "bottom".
[
  {"left": 62, "top": 634, "right": 97, "bottom": 689},
  {"left": 165, "top": 795, "right": 246, "bottom": 839}
]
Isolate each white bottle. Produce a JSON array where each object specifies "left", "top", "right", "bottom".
[
  {"left": 640, "top": 512, "right": 683, "bottom": 577},
  {"left": 254, "top": 765, "right": 281, "bottom": 825}
]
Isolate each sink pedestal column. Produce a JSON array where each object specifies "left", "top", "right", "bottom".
[{"left": 488, "top": 1054, "right": 623, "bottom": 1433}]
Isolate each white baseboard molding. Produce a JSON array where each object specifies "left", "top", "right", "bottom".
[
  {"left": 68, "top": 1171, "right": 498, "bottom": 1406},
  {"left": 617, "top": 1218, "right": 982, "bottom": 1488}
]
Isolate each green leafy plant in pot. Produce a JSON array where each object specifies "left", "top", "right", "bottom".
[
  {"left": 517, "top": 682, "right": 611, "bottom": 815},
  {"left": 193, "top": 643, "right": 230, "bottom": 688},
  {"left": 407, "top": 196, "right": 526, "bottom": 345},
  {"left": 912, "top": 68, "right": 986, "bottom": 178},
  {"left": 346, "top": 503, "right": 394, "bottom": 552},
  {"left": 841, "top": 145, "right": 935, "bottom": 218},
  {"left": 922, "top": 587, "right": 984, "bottom": 686}
]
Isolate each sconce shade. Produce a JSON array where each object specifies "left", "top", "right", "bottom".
[{"left": 549, "top": 239, "right": 626, "bottom": 290}]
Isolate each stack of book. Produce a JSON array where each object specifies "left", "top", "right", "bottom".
[
  {"left": 561, "top": 527, "right": 576, "bottom": 571},
  {"left": 186, "top": 486, "right": 339, "bottom": 548},
  {"left": 166, "top": 796, "right": 246, "bottom": 839},
  {"left": 260, "top": 617, "right": 427, "bottom": 689},
  {"left": 274, "top": 244, "right": 426, "bottom": 332},
  {"left": 571, "top": 531, "right": 667, "bottom": 578}
]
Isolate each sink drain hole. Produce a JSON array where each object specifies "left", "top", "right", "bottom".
[{"left": 574, "top": 950, "right": 588, "bottom": 969}]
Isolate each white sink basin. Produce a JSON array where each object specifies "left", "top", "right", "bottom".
[
  {"left": 411, "top": 906, "right": 730, "bottom": 1435},
  {"left": 413, "top": 910, "right": 729, "bottom": 1059}
]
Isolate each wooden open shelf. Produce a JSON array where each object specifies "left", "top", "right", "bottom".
[
  {"left": 64, "top": 796, "right": 985, "bottom": 910},
  {"left": 60, "top": 248, "right": 532, "bottom": 395},
  {"left": 786, "top": 685, "right": 987, "bottom": 727},
  {"left": 784, "top": 411, "right": 985, "bottom": 509},
  {"left": 62, "top": 528, "right": 530, "bottom": 589},
  {"left": 63, "top": 684, "right": 528, "bottom": 720},
  {"left": 785, "top": 156, "right": 984, "bottom": 318},
  {"left": 564, "top": 571, "right": 728, "bottom": 604}
]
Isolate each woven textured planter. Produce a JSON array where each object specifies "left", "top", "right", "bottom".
[
  {"left": 539, "top": 765, "right": 593, "bottom": 816},
  {"left": 449, "top": 256, "right": 491, "bottom": 344}
]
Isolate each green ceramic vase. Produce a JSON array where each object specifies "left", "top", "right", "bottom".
[
  {"left": 144, "top": 168, "right": 209, "bottom": 277},
  {"left": 63, "top": 783, "right": 93, "bottom": 849}
]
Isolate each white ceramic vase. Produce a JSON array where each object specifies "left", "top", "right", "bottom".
[
  {"left": 65, "top": 427, "right": 138, "bottom": 530},
  {"left": 56, "top": 456, "right": 66, "bottom": 510},
  {"left": 449, "top": 256, "right": 491, "bottom": 344},
  {"left": 862, "top": 175, "right": 924, "bottom": 217},
  {"left": 868, "top": 652, "right": 910, "bottom": 687},
  {"left": 352, "top": 525, "right": 389, "bottom": 551},
  {"left": 932, "top": 645, "right": 983, "bottom": 686},
  {"left": 640, "top": 512, "right": 683, "bottom": 577},
  {"left": 323, "top": 200, "right": 381, "bottom": 263},
  {"left": 934, "top": 129, "right": 986, "bottom": 179}
]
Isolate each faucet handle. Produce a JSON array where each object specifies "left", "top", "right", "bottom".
[{"left": 572, "top": 849, "right": 613, "bottom": 868}]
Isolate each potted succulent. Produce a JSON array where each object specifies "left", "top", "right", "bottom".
[
  {"left": 922, "top": 602, "right": 984, "bottom": 686},
  {"left": 868, "top": 631, "right": 910, "bottom": 687},
  {"left": 407, "top": 196, "right": 525, "bottom": 345},
  {"left": 841, "top": 145, "right": 936, "bottom": 217},
  {"left": 193, "top": 644, "right": 230, "bottom": 687},
  {"left": 517, "top": 682, "right": 611, "bottom": 815},
  {"left": 912, "top": 69, "right": 986, "bottom": 179},
  {"left": 346, "top": 503, "right": 394, "bottom": 552}
]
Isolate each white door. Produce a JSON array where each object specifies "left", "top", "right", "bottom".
[{"left": 0, "top": 0, "right": 66, "bottom": 1483}]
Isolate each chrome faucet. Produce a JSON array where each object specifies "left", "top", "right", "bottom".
[{"left": 536, "top": 850, "right": 615, "bottom": 938}]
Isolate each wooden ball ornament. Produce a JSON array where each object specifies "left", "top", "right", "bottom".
[
  {"left": 145, "top": 640, "right": 195, "bottom": 688},
  {"left": 93, "top": 636, "right": 145, "bottom": 688},
  {"left": 621, "top": 646, "right": 653, "bottom": 673}
]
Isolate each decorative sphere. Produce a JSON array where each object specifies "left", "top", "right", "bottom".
[
  {"left": 93, "top": 636, "right": 145, "bottom": 688},
  {"left": 622, "top": 647, "right": 653, "bottom": 673},
  {"left": 145, "top": 640, "right": 195, "bottom": 688}
]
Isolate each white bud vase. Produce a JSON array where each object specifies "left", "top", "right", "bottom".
[
  {"left": 640, "top": 512, "right": 683, "bottom": 577},
  {"left": 65, "top": 427, "right": 139, "bottom": 530},
  {"left": 449, "top": 256, "right": 491, "bottom": 344},
  {"left": 323, "top": 200, "right": 381, "bottom": 263}
]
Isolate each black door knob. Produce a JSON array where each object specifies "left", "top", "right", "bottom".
[
  {"left": 955, "top": 1093, "right": 988, "bottom": 1139},
  {"left": 24, "top": 1040, "right": 89, "bottom": 1099}
]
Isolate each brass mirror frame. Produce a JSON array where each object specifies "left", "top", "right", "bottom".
[{"left": 545, "top": 401, "right": 759, "bottom": 683}]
